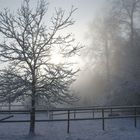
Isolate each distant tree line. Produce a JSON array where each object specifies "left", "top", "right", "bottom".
[{"left": 80, "top": 0, "right": 140, "bottom": 106}]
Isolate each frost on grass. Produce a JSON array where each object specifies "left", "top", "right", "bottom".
[{"left": 0, "top": 113, "right": 140, "bottom": 140}]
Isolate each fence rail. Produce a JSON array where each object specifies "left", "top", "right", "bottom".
[{"left": 0, "top": 105, "right": 140, "bottom": 133}]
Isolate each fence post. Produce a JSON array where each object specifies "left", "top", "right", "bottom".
[
  {"left": 67, "top": 110, "right": 70, "bottom": 133},
  {"left": 134, "top": 107, "right": 137, "bottom": 128},
  {"left": 102, "top": 109, "right": 105, "bottom": 130},
  {"left": 110, "top": 108, "right": 112, "bottom": 115},
  {"left": 74, "top": 110, "right": 76, "bottom": 119},
  {"left": 92, "top": 110, "right": 94, "bottom": 118},
  {"left": 52, "top": 111, "right": 53, "bottom": 120},
  {"left": 49, "top": 111, "right": 53, "bottom": 120}
]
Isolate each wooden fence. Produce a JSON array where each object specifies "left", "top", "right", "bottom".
[{"left": 0, "top": 105, "right": 140, "bottom": 133}]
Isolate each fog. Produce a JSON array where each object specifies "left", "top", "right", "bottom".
[
  {"left": 74, "top": 0, "right": 140, "bottom": 106},
  {"left": 0, "top": 0, "right": 140, "bottom": 108},
  {"left": 1, "top": 0, "right": 140, "bottom": 138}
]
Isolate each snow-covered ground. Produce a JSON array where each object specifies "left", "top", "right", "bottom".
[{"left": 0, "top": 112, "right": 140, "bottom": 140}]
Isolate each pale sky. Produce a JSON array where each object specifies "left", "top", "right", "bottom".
[{"left": 0, "top": 0, "right": 106, "bottom": 44}]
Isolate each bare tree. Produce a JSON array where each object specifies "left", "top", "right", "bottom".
[
  {"left": 87, "top": 8, "right": 120, "bottom": 91},
  {"left": 112, "top": 0, "right": 140, "bottom": 47},
  {"left": 0, "top": 0, "right": 81, "bottom": 134}
]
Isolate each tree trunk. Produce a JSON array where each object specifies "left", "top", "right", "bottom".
[
  {"left": 29, "top": 72, "right": 36, "bottom": 135},
  {"left": 8, "top": 95, "right": 11, "bottom": 112},
  {"left": 130, "top": 14, "right": 134, "bottom": 48},
  {"left": 105, "top": 38, "right": 110, "bottom": 85},
  {"left": 29, "top": 96, "right": 36, "bottom": 134}
]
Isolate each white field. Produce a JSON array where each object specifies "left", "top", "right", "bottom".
[{"left": 0, "top": 111, "right": 140, "bottom": 140}]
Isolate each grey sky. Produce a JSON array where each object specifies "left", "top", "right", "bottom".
[{"left": 0, "top": 0, "right": 105, "bottom": 44}]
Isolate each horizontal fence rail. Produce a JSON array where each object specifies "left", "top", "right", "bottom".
[{"left": 0, "top": 105, "right": 140, "bottom": 133}]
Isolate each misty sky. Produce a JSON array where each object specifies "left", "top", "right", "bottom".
[{"left": 0, "top": 0, "right": 106, "bottom": 44}]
